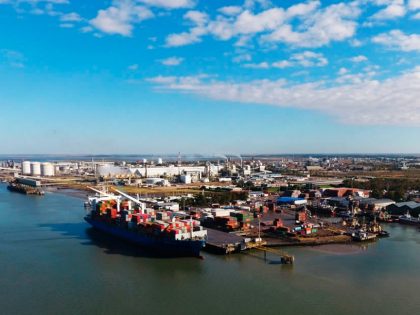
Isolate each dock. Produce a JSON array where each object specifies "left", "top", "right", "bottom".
[
  {"left": 205, "top": 229, "right": 295, "bottom": 264},
  {"left": 205, "top": 228, "right": 245, "bottom": 254},
  {"left": 253, "top": 246, "right": 295, "bottom": 264}
]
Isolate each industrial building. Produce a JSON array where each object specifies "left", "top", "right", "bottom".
[
  {"left": 96, "top": 164, "right": 223, "bottom": 179},
  {"left": 387, "top": 201, "right": 420, "bottom": 217}
]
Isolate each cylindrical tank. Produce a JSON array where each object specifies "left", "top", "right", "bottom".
[
  {"left": 30, "top": 162, "right": 41, "bottom": 176},
  {"left": 41, "top": 163, "right": 55, "bottom": 176},
  {"left": 157, "top": 158, "right": 163, "bottom": 165},
  {"left": 22, "top": 161, "right": 31, "bottom": 175}
]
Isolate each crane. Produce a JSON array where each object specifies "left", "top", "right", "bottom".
[{"left": 110, "top": 188, "right": 146, "bottom": 213}]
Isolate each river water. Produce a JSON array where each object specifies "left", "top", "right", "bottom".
[{"left": 1, "top": 183, "right": 419, "bottom": 315}]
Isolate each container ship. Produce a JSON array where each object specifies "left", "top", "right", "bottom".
[{"left": 84, "top": 188, "right": 207, "bottom": 257}]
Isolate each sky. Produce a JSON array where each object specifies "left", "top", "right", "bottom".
[{"left": 0, "top": 0, "right": 419, "bottom": 155}]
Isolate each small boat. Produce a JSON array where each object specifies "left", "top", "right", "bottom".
[
  {"left": 376, "top": 230, "right": 390, "bottom": 238},
  {"left": 398, "top": 212, "right": 420, "bottom": 226},
  {"left": 352, "top": 230, "right": 377, "bottom": 242}
]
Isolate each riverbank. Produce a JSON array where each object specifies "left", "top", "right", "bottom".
[{"left": 42, "top": 184, "right": 375, "bottom": 253}]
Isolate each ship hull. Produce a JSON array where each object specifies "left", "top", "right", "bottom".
[
  {"left": 85, "top": 216, "right": 205, "bottom": 257},
  {"left": 398, "top": 218, "right": 420, "bottom": 226}
]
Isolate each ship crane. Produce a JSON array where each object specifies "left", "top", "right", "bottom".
[
  {"left": 86, "top": 186, "right": 122, "bottom": 212},
  {"left": 111, "top": 188, "right": 146, "bottom": 214},
  {"left": 87, "top": 186, "right": 115, "bottom": 197}
]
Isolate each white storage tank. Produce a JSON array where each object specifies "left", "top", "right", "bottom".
[
  {"left": 41, "top": 162, "right": 55, "bottom": 176},
  {"left": 157, "top": 158, "right": 163, "bottom": 165},
  {"left": 180, "top": 174, "right": 192, "bottom": 184},
  {"left": 22, "top": 161, "right": 31, "bottom": 175},
  {"left": 30, "top": 162, "right": 41, "bottom": 176}
]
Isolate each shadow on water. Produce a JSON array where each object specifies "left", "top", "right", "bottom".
[
  {"left": 39, "top": 222, "right": 201, "bottom": 260},
  {"left": 39, "top": 222, "right": 88, "bottom": 239},
  {"left": 83, "top": 227, "right": 185, "bottom": 259}
]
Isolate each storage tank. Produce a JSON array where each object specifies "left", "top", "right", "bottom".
[
  {"left": 30, "top": 162, "right": 41, "bottom": 176},
  {"left": 180, "top": 174, "right": 192, "bottom": 184},
  {"left": 157, "top": 158, "right": 163, "bottom": 165},
  {"left": 22, "top": 161, "right": 31, "bottom": 175},
  {"left": 41, "top": 163, "right": 55, "bottom": 176}
]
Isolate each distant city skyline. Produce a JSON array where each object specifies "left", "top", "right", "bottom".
[{"left": 1, "top": 0, "right": 419, "bottom": 154}]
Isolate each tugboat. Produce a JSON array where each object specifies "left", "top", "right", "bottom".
[{"left": 367, "top": 218, "right": 390, "bottom": 238}]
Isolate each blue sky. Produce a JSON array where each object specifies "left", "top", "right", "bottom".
[{"left": 0, "top": 0, "right": 419, "bottom": 154}]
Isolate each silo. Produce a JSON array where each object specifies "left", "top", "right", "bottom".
[
  {"left": 41, "top": 163, "right": 55, "bottom": 176},
  {"left": 30, "top": 162, "right": 41, "bottom": 176},
  {"left": 22, "top": 161, "right": 31, "bottom": 175}
]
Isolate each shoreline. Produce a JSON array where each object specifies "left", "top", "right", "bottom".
[{"left": 26, "top": 184, "right": 384, "bottom": 255}]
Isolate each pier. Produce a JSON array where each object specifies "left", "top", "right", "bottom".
[{"left": 205, "top": 228, "right": 245, "bottom": 254}]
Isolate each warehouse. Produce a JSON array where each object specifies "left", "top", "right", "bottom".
[{"left": 387, "top": 201, "right": 420, "bottom": 217}]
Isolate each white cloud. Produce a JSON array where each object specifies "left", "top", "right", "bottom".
[
  {"left": 285, "top": 0, "right": 321, "bottom": 18},
  {"left": 0, "top": 0, "right": 69, "bottom": 15},
  {"left": 232, "top": 8, "right": 285, "bottom": 35},
  {"left": 0, "top": 49, "right": 25, "bottom": 68},
  {"left": 90, "top": 0, "right": 154, "bottom": 36},
  {"left": 370, "top": 0, "right": 406, "bottom": 20},
  {"left": 263, "top": 2, "right": 361, "bottom": 47},
  {"left": 244, "top": 0, "right": 272, "bottom": 10},
  {"left": 147, "top": 67, "right": 420, "bottom": 125},
  {"left": 232, "top": 53, "right": 252, "bottom": 63},
  {"left": 408, "top": 0, "right": 420, "bottom": 10},
  {"left": 138, "top": 0, "right": 195, "bottom": 9},
  {"left": 272, "top": 60, "right": 292, "bottom": 68},
  {"left": 241, "top": 51, "right": 328, "bottom": 69},
  {"left": 350, "top": 55, "right": 368, "bottom": 62},
  {"left": 160, "top": 56, "right": 184, "bottom": 66},
  {"left": 349, "top": 38, "right": 363, "bottom": 47},
  {"left": 165, "top": 1, "right": 358, "bottom": 48},
  {"left": 241, "top": 51, "right": 327, "bottom": 69},
  {"left": 272, "top": 51, "right": 328, "bottom": 68},
  {"left": 413, "top": 11, "right": 420, "bottom": 19},
  {"left": 60, "top": 12, "right": 82, "bottom": 22},
  {"left": 289, "top": 51, "right": 328, "bottom": 67},
  {"left": 373, "top": 30, "right": 420, "bottom": 51},
  {"left": 128, "top": 64, "right": 139, "bottom": 70},
  {"left": 218, "top": 6, "right": 243, "bottom": 16},
  {"left": 166, "top": 29, "right": 203, "bottom": 46},
  {"left": 59, "top": 23, "right": 74, "bottom": 28},
  {"left": 165, "top": 9, "right": 207, "bottom": 46},
  {"left": 243, "top": 62, "right": 269, "bottom": 69},
  {"left": 338, "top": 67, "right": 348, "bottom": 75},
  {"left": 184, "top": 10, "right": 208, "bottom": 24}
]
